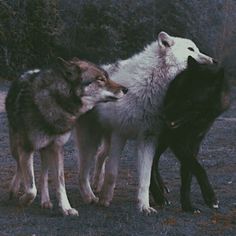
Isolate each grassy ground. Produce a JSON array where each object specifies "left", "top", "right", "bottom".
[{"left": 0, "top": 81, "right": 235, "bottom": 236}]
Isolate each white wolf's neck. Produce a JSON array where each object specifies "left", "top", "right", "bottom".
[{"left": 103, "top": 41, "right": 180, "bottom": 88}]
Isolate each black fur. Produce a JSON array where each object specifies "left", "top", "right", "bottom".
[{"left": 150, "top": 57, "right": 230, "bottom": 212}]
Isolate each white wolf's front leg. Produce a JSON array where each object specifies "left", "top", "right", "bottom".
[{"left": 137, "top": 136, "right": 157, "bottom": 215}]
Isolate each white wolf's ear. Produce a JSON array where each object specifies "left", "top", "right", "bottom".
[{"left": 158, "top": 32, "right": 174, "bottom": 48}]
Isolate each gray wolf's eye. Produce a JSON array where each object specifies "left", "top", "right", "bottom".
[
  {"left": 97, "top": 76, "right": 106, "bottom": 82},
  {"left": 188, "top": 47, "right": 194, "bottom": 52}
]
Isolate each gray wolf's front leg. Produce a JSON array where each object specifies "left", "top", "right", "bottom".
[{"left": 49, "top": 143, "right": 78, "bottom": 216}]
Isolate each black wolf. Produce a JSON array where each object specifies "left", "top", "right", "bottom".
[{"left": 150, "top": 57, "right": 230, "bottom": 213}]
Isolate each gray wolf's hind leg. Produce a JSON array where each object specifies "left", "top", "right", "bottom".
[
  {"left": 9, "top": 159, "right": 22, "bottom": 199},
  {"left": 9, "top": 131, "right": 22, "bottom": 199},
  {"left": 39, "top": 148, "right": 53, "bottom": 209},
  {"left": 18, "top": 149, "right": 37, "bottom": 206}
]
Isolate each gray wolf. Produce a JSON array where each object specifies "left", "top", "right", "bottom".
[
  {"left": 75, "top": 31, "right": 216, "bottom": 214},
  {"left": 5, "top": 58, "right": 127, "bottom": 216},
  {"left": 150, "top": 56, "right": 230, "bottom": 213}
]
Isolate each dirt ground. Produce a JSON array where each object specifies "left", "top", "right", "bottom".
[{"left": 0, "top": 80, "right": 235, "bottom": 236}]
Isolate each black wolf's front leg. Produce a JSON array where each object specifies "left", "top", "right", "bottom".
[
  {"left": 150, "top": 143, "right": 169, "bottom": 206},
  {"left": 179, "top": 163, "right": 200, "bottom": 213},
  {"left": 188, "top": 159, "right": 219, "bottom": 209}
]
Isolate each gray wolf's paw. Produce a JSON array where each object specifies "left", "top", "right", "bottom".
[
  {"left": 61, "top": 208, "right": 79, "bottom": 216},
  {"left": 41, "top": 201, "right": 53, "bottom": 209},
  {"left": 9, "top": 190, "right": 20, "bottom": 200}
]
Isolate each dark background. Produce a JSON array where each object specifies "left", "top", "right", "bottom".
[{"left": 0, "top": 0, "right": 236, "bottom": 79}]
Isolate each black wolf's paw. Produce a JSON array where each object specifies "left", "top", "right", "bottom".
[
  {"left": 182, "top": 203, "right": 201, "bottom": 214},
  {"left": 204, "top": 193, "right": 219, "bottom": 209},
  {"left": 207, "top": 199, "right": 219, "bottom": 209}
]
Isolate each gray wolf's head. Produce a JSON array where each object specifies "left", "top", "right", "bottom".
[{"left": 58, "top": 58, "right": 128, "bottom": 113}]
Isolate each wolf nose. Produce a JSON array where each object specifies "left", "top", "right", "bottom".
[
  {"left": 213, "top": 59, "right": 218, "bottom": 64},
  {"left": 122, "top": 87, "right": 128, "bottom": 94}
]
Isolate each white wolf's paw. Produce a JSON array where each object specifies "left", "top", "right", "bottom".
[
  {"left": 99, "top": 198, "right": 110, "bottom": 207},
  {"left": 93, "top": 182, "right": 103, "bottom": 193},
  {"left": 84, "top": 195, "right": 99, "bottom": 204},
  {"left": 138, "top": 203, "right": 157, "bottom": 215},
  {"left": 41, "top": 201, "right": 53, "bottom": 209},
  {"left": 61, "top": 207, "right": 79, "bottom": 216},
  {"left": 19, "top": 192, "right": 36, "bottom": 206}
]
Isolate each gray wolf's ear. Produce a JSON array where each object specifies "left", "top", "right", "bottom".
[
  {"left": 187, "top": 56, "right": 198, "bottom": 69},
  {"left": 69, "top": 57, "right": 80, "bottom": 63},
  {"left": 57, "top": 57, "right": 80, "bottom": 79},
  {"left": 158, "top": 31, "right": 174, "bottom": 48},
  {"left": 57, "top": 57, "right": 71, "bottom": 68}
]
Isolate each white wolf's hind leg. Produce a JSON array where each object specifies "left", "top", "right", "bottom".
[
  {"left": 93, "top": 136, "right": 110, "bottom": 193},
  {"left": 137, "top": 136, "right": 157, "bottom": 215},
  {"left": 99, "top": 133, "right": 126, "bottom": 207},
  {"left": 76, "top": 125, "right": 101, "bottom": 204}
]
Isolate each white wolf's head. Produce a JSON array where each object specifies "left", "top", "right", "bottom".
[{"left": 157, "top": 32, "right": 216, "bottom": 72}]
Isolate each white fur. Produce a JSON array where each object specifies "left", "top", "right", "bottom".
[
  {"left": 25, "top": 69, "right": 40, "bottom": 75},
  {"left": 77, "top": 32, "right": 214, "bottom": 214}
]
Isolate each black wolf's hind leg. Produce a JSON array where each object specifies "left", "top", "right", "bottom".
[
  {"left": 150, "top": 143, "right": 169, "bottom": 206},
  {"left": 180, "top": 163, "right": 200, "bottom": 213},
  {"left": 189, "top": 159, "right": 219, "bottom": 209}
]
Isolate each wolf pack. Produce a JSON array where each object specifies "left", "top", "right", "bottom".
[{"left": 5, "top": 32, "right": 230, "bottom": 216}]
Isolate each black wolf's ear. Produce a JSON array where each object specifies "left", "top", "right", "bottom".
[
  {"left": 158, "top": 31, "right": 174, "bottom": 48},
  {"left": 187, "top": 56, "right": 199, "bottom": 69}
]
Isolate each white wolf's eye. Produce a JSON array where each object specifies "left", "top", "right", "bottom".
[{"left": 188, "top": 47, "right": 195, "bottom": 52}]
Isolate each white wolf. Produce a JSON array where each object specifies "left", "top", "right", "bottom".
[{"left": 75, "top": 32, "right": 216, "bottom": 214}]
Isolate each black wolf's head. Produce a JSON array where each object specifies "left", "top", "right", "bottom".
[{"left": 162, "top": 56, "right": 230, "bottom": 129}]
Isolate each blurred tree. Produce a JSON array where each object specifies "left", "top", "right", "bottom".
[{"left": 0, "top": 0, "right": 235, "bottom": 79}]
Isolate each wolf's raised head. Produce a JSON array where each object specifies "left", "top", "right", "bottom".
[{"left": 157, "top": 32, "right": 216, "bottom": 72}]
